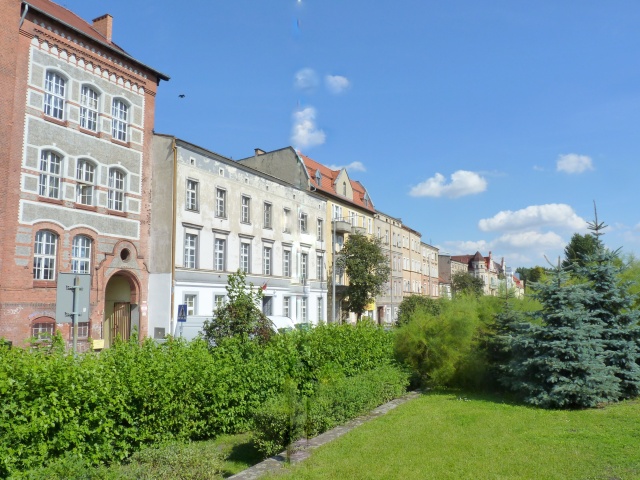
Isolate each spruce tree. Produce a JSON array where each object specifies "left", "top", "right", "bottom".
[
  {"left": 505, "top": 264, "right": 620, "bottom": 408},
  {"left": 574, "top": 209, "right": 640, "bottom": 398}
]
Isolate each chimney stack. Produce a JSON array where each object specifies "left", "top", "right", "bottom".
[
  {"left": 254, "top": 148, "right": 266, "bottom": 156},
  {"left": 92, "top": 14, "right": 113, "bottom": 43}
]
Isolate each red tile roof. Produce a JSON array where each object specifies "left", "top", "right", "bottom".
[
  {"left": 26, "top": 0, "right": 126, "bottom": 53},
  {"left": 298, "top": 152, "right": 375, "bottom": 212}
]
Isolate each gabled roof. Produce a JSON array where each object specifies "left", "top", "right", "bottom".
[
  {"left": 298, "top": 152, "right": 375, "bottom": 212},
  {"left": 24, "top": 0, "right": 170, "bottom": 81}
]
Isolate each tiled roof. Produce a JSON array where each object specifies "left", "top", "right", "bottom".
[
  {"left": 298, "top": 152, "right": 375, "bottom": 212},
  {"left": 26, "top": 0, "right": 126, "bottom": 53}
]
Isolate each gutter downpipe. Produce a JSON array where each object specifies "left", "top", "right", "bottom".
[
  {"left": 170, "top": 138, "right": 177, "bottom": 336},
  {"left": 19, "top": 3, "right": 28, "bottom": 28}
]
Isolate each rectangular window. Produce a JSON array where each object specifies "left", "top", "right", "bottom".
[
  {"left": 317, "top": 219, "right": 324, "bottom": 240},
  {"left": 385, "top": 230, "right": 389, "bottom": 245},
  {"left": 112, "top": 99, "right": 128, "bottom": 142},
  {"left": 77, "top": 322, "right": 89, "bottom": 339},
  {"left": 216, "top": 188, "right": 226, "bottom": 217},
  {"left": 39, "top": 150, "right": 61, "bottom": 199},
  {"left": 283, "top": 208, "right": 291, "bottom": 233},
  {"left": 72, "top": 235, "right": 91, "bottom": 274},
  {"left": 241, "top": 195, "right": 251, "bottom": 223},
  {"left": 316, "top": 254, "right": 323, "bottom": 280},
  {"left": 184, "top": 233, "right": 198, "bottom": 268},
  {"left": 184, "top": 294, "right": 197, "bottom": 316},
  {"left": 368, "top": 218, "right": 373, "bottom": 234},
  {"left": 76, "top": 160, "right": 95, "bottom": 205},
  {"left": 79, "top": 86, "right": 98, "bottom": 131},
  {"left": 263, "top": 202, "right": 272, "bottom": 229},
  {"left": 262, "top": 296, "right": 273, "bottom": 316},
  {"left": 301, "top": 297, "right": 308, "bottom": 322},
  {"left": 283, "top": 250, "right": 291, "bottom": 277},
  {"left": 317, "top": 297, "right": 323, "bottom": 322},
  {"left": 299, "top": 213, "right": 308, "bottom": 233},
  {"left": 214, "top": 295, "right": 226, "bottom": 309},
  {"left": 186, "top": 179, "right": 198, "bottom": 211},
  {"left": 283, "top": 296, "right": 290, "bottom": 318},
  {"left": 349, "top": 211, "right": 356, "bottom": 226},
  {"left": 263, "top": 246, "right": 272, "bottom": 275},
  {"left": 332, "top": 204, "right": 343, "bottom": 220},
  {"left": 240, "top": 242, "right": 251, "bottom": 273},
  {"left": 44, "top": 71, "right": 65, "bottom": 119},
  {"left": 301, "top": 253, "right": 308, "bottom": 281},
  {"left": 214, "top": 238, "right": 226, "bottom": 271},
  {"left": 108, "top": 169, "right": 125, "bottom": 211}
]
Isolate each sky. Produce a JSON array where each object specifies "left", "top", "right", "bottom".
[{"left": 59, "top": 0, "right": 640, "bottom": 268}]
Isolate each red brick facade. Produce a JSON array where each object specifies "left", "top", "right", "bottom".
[{"left": 0, "top": 0, "right": 167, "bottom": 348}]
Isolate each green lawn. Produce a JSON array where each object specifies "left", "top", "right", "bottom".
[{"left": 267, "top": 391, "right": 640, "bottom": 480}]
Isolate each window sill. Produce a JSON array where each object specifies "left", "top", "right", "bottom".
[
  {"left": 108, "top": 209, "right": 127, "bottom": 217},
  {"left": 215, "top": 215, "right": 228, "bottom": 220},
  {"left": 39, "top": 196, "right": 63, "bottom": 206},
  {"left": 79, "top": 127, "right": 100, "bottom": 138},
  {"left": 111, "top": 138, "right": 130, "bottom": 148},
  {"left": 43, "top": 115, "right": 68, "bottom": 127},
  {"left": 75, "top": 204, "right": 97, "bottom": 212},
  {"left": 186, "top": 208, "right": 200, "bottom": 213},
  {"left": 33, "top": 280, "right": 56, "bottom": 288}
]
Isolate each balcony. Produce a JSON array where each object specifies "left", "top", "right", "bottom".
[
  {"left": 333, "top": 220, "right": 351, "bottom": 234},
  {"left": 351, "top": 225, "right": 366, "bottom": 235}
]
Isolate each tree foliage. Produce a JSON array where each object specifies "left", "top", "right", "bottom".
[
  {"left": 335, "top": 233, "right": 391, "bottom": 319},
  {"left": 515, "top": 266, "right": 547, "bottom": 291},
  {"left": 202, "top": 270, "right": 273, "bottom": 345},
  {"left": 562, "top": 232, "right": 599, "bottom": 269},
  {"left": 396, "top": 295, "right": 441, "bottom": 327},
  {"left": 451, "top": 271, "right": 484, "bottom": 297}
]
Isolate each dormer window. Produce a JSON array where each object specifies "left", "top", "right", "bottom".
[
  {"left": 364, "top": 193, "right": 370, "bottom": 207},
  {"left": 315, "top": 170, "right": 322, "bottom": 185}
]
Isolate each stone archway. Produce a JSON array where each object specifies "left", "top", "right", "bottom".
[{"left": 103, "top": 271, "right": 140, "bottom": 348}]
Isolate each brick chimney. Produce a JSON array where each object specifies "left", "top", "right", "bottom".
[{"left": 92, "top": 14, "right": 113, "bottom": 43}]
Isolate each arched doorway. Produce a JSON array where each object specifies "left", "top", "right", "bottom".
[{"left": 103, "top": 272, "right": 140, "bottom": 347}]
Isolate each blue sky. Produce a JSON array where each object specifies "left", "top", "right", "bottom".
[{"left": 61, "top": 0, "right": 640, "bottom": 268}]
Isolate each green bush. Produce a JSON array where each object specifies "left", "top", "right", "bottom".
[
  {"left": 252, "top": 365, "right": 409, "bottom": 457},
  {"left": 0, "top": 322, "right": 397, "bottom": 476}
]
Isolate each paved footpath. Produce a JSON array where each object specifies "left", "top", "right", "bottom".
[{"left": 229, "top": 391, "right": 421, "bottom": 480}]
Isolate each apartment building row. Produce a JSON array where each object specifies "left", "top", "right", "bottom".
[{"left": 0, "top": 0, "right": 517, "bottom": 349}]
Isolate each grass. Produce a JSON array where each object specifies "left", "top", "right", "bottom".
[{"left": 266, "top": 390, "right": 640, "bottom": 480}]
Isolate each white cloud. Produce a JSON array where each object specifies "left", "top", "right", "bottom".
[
  {"left": 557, "top": 153, "right": 594, "bottom": 174},
  {"left": 409, "top": 170, "right": 487, "bottom": 198},
  {"left": 294, "top": 68, "right": 319, "bottom": 91},
  {"left": 325, "top": 75, "right": 350, "bottom": 94},
  {"left": 443, "top": 239, "right": 490, "bottom": 253},
  {"left": 493, "top": 231, "right": 565, "bottom": 249},
  {"left": 290, "top": 107, "right": 325, "bottom": 149},
  {"left": 327, "top": 161, "right": 366, "bottom": 172},
  {"left": 478, "top": 204, "right": 587, "bottom": 232}
]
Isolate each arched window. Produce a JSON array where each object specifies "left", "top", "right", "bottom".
[
  {"left": 76, "top": 159, "right": 95, "bottom": 205},
  {"left": 108, "top": 169, "right": 125, "bottom": 211},
  {"left": 44, "top": 71, "right": 65, "bottom": 119},
  {"left": 80, "top": 85, "right": 99, "bottom": 131},
  {"left": 31, "top": 317, "right": 55, "bottom": 339},
  {"left": 72, "top": 235, "right": 92, "bottom": 273},
  {"left": 342, "top": 182, "right": 346, "bottom": 196},
  {"left": 112, "top": 98, "right": 128, "bottom": 142},
  {"left": 38, "top": 150, "right": 62, "bottom": 199},
  {"left": 33, "top": 230, "right": 57, "bottom": 280}
]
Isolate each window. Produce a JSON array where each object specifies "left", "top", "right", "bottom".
[
  {"left": 214, "top": 238, "right": 226, "bottom": 271},
  {"left": 342, "top": 181, "right": 347, "bottom": 196},
  {"left": 108, "top": 169, "right": 125, "bottom": 211},
  {"left": 317, "top": 219, "right": 323, "bottom": 240},
  {"left": 184, "top": 294, "right": 197, "bottom": 316},
  {"left": 240, "top": 242, "right": 251, "bottom": 273},
  {"left": 283, "top": 208, "right": 291, "bottom": 233},
  {"left": 72, "top": 235, "right": 91, "bottom": 274},
  {"left": 349, "top": 211, "right": 356, "bottom": 226},
  {"left": 241, "top": 195, "right": 251, "bottom": 223},
  {"left": 33, "top": 230, "right": 57, "bottom": 280},
  {"left": 79, "top": 85, "right": 98, "bottom": 131},
  {"left": 112, "top": 99, "right": 128, "bottom": 142},
  {"left": 186, "top": 179, "right": 198, "bottom": 211},
  {"left": 32, "top": 320, "right": 55, "bottom": 339},
  {"left": 332, "top": 205, "right": 342, "bottom": 220},
  {"left": 283, "top": 250, "right": 291, "bottom": 277},
  {"left": 385, "top": 230, "right": 389, "bottom": 245},
  {"left": 214, "top": 295, "right": 226, "bottom": 309},
  {"left": 39, "top": 150, "right": 61, "bottom": 199},
  {"left": 283, "top": 296, "right": 291, "bottom": 317},
  {"left": 263, "top": 246, "right": 272, "bottom": 275},
  {"left": 262, "top": 296, "right": 273, "bottom": 316},
  {"left": 263, "top": 203, "right": 272, "bottom": 229},
  {"left": 301, "top": 297, "right": 308, "bottom": 322},
  {"left": 216, "top": 188, "right": 226, "bottom": 217},
  {"left": 316, "top": 254, "right": 323, "bottom": 280},
  {"left": 76, "top": 159, "right": 95, "bottom": 205},
  {"left": 299, "top": 213, "right": 308, "bottom": 233},
  {"left": 368, "top": 218, "right": 373, "bottom": 234},
  {"left": 44, "top": 71, "right": 65, "bottom": 119},
  {"left": 317, "top": 297, "right": 323, "bottom": 322},
  {"left": 301, "top": 253, "right": 308, "bottom": 281},
  {"left": 184, "top": 233, "right": 198, "bottom": 268}
]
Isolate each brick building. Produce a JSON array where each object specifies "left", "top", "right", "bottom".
[{"left": 0, "top": 0, "right": 168, "bottom": 348}]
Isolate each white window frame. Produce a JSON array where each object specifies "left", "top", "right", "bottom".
[
  {"left": 108, "top": 169, "right": 125, "bottom": 211},
  {"left": 299, "top": 213, "right": 308, "bottom": 233},
  {"left": 283, "top": 296, "right": 291, "bottom": 318},
  {"left": 33, "top": 230, "right": 57, "bottom": 280},
  {"left": 44, "top": 71, "right": 65, "bottom": 119},
  {"left": 263, "top": 202, "right": 272, "bottom": 229},
  {"left": 214, "top": 237, "right": 226, "bottom": 271},
  {"left": 283, "top": 249, "right": 291, "bottom": 277},
  {"left": 72, "top": 235, "right": 91, "bottom": 274},
  {"left": 301, "top": 252, "right": 308, "bottom": 282},
  {"left": 216, "top": 188, "right": 227, "bottom": 218},
  {"left": 317, "top": 218, "right": 324, "bottom": 240},
  {"left": 317, "top": 297, "right": 323, "bottom": 322},
  {"left": 214, "top": 295, "right": 226, "bottom": 309},
  {"left": 39, "top": 150, "right": 62, "bottom": 199},
  {"left": 241, "top": 195, "right": 251, "bottom": 223},
  {"left": 184, "top": 233, "right": 198, "bottom": 269},
  {"left": 240, "top": 242, "right": 251, "bottom": 273},
  {"left": 283, "top": 208, "right": 291, "bottom": 233},
  {"left": 301, "top": 297, "right": 308, "bottom": 322},
  {"left": 111, "top": 98, "right": 128, "bottom": 142},
  {"left": 186, "top": 179, "right": 199, "bottom": 211},
  {"left": 184, "top": 294, "right": 197, "bottom": 316},
  {"left": 79, "top": 85, "right": 99, "bottom": 131},
  {"left": 76, "top": 159, "right": 95, "bottom": 205},
  {"left": 316, "top": 254, "right": 323, "bottom": 280},
  {"left": 263, "top": 246, "right": 272, "bottom": 276}
]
